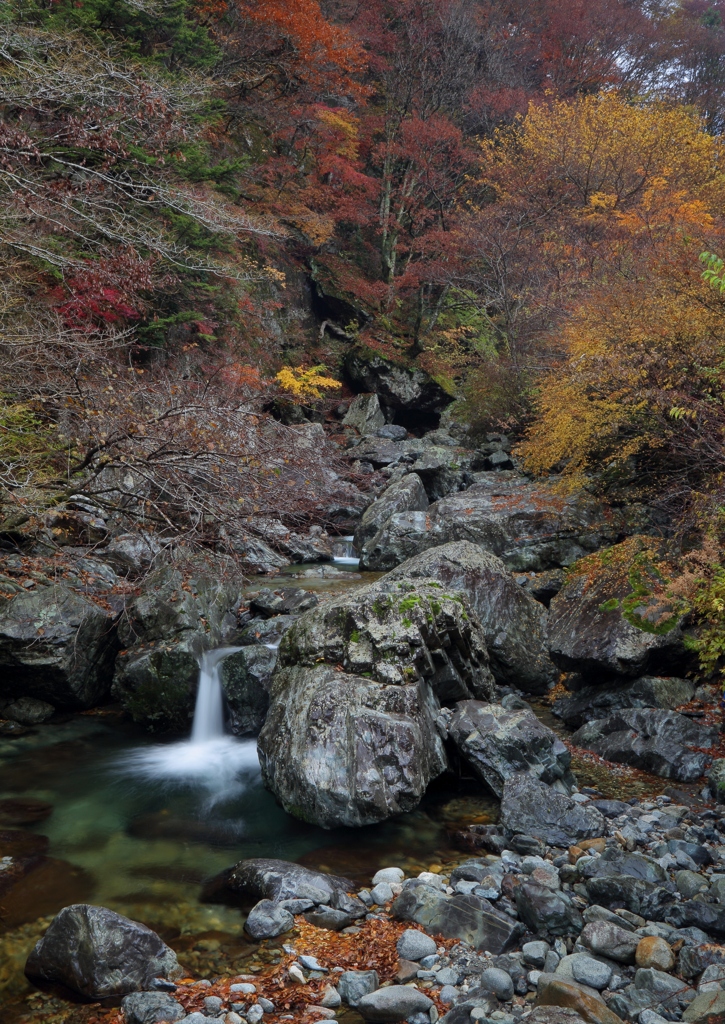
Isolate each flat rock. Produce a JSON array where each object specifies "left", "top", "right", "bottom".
[
  {"left": 356, "top": 985, "right": 433, "bottom": 1021},
  {"left": 499, "top": 775, "right": 606, "bottom": 847},
  {"left": 536, "top": 974, "right": 625, "bottom": 1024},
  {"left": 391, "top": 883, "right": 524, "bottom": 953}
]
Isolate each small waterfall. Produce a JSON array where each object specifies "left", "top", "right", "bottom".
[
  {"left": 191, "top": 647, "right": 241, "bottom": 743},
  {"left": 332, "top": 535, "right": 359, "bottom": 567}
]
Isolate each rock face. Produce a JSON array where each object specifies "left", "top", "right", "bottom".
[
  {"left": 547, "top": 545, "right": 688, "bottom": 680},
  {"left": 361, "top": 472, "right": 617, "bottom": 573},
  {"left": 25, "top": 904, "right": 181, "bottom": 999},
  {"left": 552, "top": 676, "right": 696, "bottom": 729},
  {"left": 392, "top": 883, "right": 524, "bottom": 952},
  {"left": 0, "top": 584, "right": 118, "bottom": 709},
  {"left": 344, "top": 346, "right": 453, "bottom": 415},
  {"left": 444, "top": 701, "right": 574, "bottom": 798},
  {"left": 272, "top": 576, "right": 495, "bottom": 701},
  {"left": 571, "top": 709, "right": 718, "bottom": 782},
  {"left": 499, "top": 775, "right": 606, "bottom": 847},
  {"left": 342, "top": 393, "right": 386, "bottom": 435},
  {"left": 383, "top": 542, "right": 557, "bottom": 692},
  {"left": 220, "top": 645, "right": 277, "bottom": 735},
  {"left": 354, "top": 475, "right": 429, "bottom": 552},
  {"left": 258, "top": 666, "right": 447, "bottom": 828},
  {"left": 112, "top": 563, "right": 241, "bottom": 731}
]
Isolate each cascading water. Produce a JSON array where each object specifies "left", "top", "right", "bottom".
[
  {"left": 117, "top": 647, "right": 262, "bottom": 805},
  {"left": 332, "top": 535, "right": 359, "bottom": 567}
]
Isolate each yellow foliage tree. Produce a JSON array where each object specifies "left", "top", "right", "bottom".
[{"left": 275, "top": 365, "right": 341, "bottom": 402}]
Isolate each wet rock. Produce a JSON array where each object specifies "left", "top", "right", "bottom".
[
  {"left": 552, "top": 676, "right": 696, "bottom": 730},
  {"left": 547, "top": 542, "right": 689, "bottom": 680},
  {"left": 344, "top": 346, "right": 453, "bottom": 415},
  {"left": 342, "top": 393, "right": 386, "bottom": 435},
  {"left": 515, "top": 881, "right": 583, "bottom": 936},
  {"left": 397, "top": 928, "right": 437, "bottom": 961},
  {"left": 579, "top": 921, "right": 639, "bottom": 963},
  {"left": 382, "top": 541, "right": 557, "bottom": 693},
  {"left": 220, "top": 646, "right": 276, "bottom": 736},
  {"left": 391, "top": 884, "right": 524, "bottom": 953},
  {"left": 338, "top": 970, "right": 379, "bottom": 1006},
  {"left": 2, "top": 697, "right": 55, "bottom": 724},
  {"left": 273, "top": 575, "right": 494, "bottom": 701},
  {"left": 499, "top": 775, "right": 606, "bottom": 847},
  {"left": 25, "top": 904, "right": 181, "bottom": 999},
  {"left": 356, "top": 985, "right": 434, "bottom": 1021},
  {"left": 635, "top": 937, "right": 675, "bottom": 971},
  {"left": 121, "top": 992, "right": 186, "bottom": 1024},
  {"left": 360, "top": 472, "right": 617, "bottom": 573},
  {"left": 572, "top": 709, "right": 717, "bottom": 782},
  {"left": 258, "top": 665, "right": 447, "bottom": 828},
  {"left": 227, "top": 858, "right": 354, "bottom": 904},
  {"left": 354, "top": 475, "right": 429, "bottom": 552},
  {"left": 245, "top": 899, "right": 293, "bottom": 939},
  {"left": 445, "top": 701, "right": 573, "bottom": 797},
  {"left": 112, "top": 561, "right": 241, "bottom": 731},
  {"left": 0, "top": 584, "right": 118, "bottom": 709},
  {"left": 536, "top": 974, "right": 624, "bottom": 1024},
  {"left": 0, "top": 797, "right": 53, "bottom": 827}
]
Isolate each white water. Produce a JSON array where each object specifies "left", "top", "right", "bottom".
[
  {"left": 332, "top": 535, "right": 359, "bottom": 567},
  {"left": 117, "top": 647, "right": 261, "bottom": 805}
]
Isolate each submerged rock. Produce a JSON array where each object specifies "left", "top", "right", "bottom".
[
  {"left": 25, "top": 904, "right": 181, "bottom": 999},
  {"left": 0, "top": 584, "right": 118, "bottom": 709},
  {"left": 382, "top": 541, "right": 557, "bottom": 693},
  {"left": 571, "top": 709, "right": 717, "bottom": 782},
  {"left": 444, "top": 700, "right": 574, "bottom": 797}
]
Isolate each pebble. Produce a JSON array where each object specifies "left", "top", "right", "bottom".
[
  {"left": 370, "top": 881, "right": 394, "bottom": 904},
  {"left": 481, "top": 966, "right": 515, "bottom": 1001},
  {"left": 257, "top": 997, "right": 274, "bottom": 1013},
  {"left": 298, "top": 955, "right": 327, "bottom": 972},
  {"left": 372, "top": 866, "right": 405, "bottom": 884},
  {"left": 246, "top": 1006, "right": 263, "bottom": 1024},
  {"left": 204, "top": 996, "right": 224, "bottom": 1016},
  {"left": 225, "top": 1015, "right": 242, "bottom": 1024},
  {"left": 570, "top": 954, "right": 613, "bottom": 990},
  {"left": 523, "top": 941, "right": 550, "bottom": 969},
  {"left": 440, "top": 985, "right": 459, "bottom": 1004},
  {"left": 636, "top": 936, "right": 676, "bottom": 972},
  {"left": 397, "top": 928, "right": 437, "bottom": 961},
  {"left": 320, "top": 985, "right": 341, "bottom": 1008}
]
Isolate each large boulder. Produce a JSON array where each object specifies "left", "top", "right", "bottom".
[
  {"left": 258, "top": 666, "right": 447, "bottom": 827},
  {"left": 392, "top": 883, "right": 524, "bottom": 953},
  {"left": 552, "top": 676, "right": 696, "bottom": 729},
  {"left": 382, "top": 541, "right": 557, "bottom": 692},
  {"left": 342, "top": 393, "right": 386, "bottom": 434},
  {"left": 0, "top": 584, "right": 118, "bottom": 709},
  {"left": 112, "top": 562, "right": 241, "bottom": 731},
  {"left": 361, "top": 472, "right": 618, "bottom": 573},
  {"left": 354, "top": 475, "right": 429, "bottom": 551},
  {"left": 352, "top": 437, "right": 472, "bottom": 501},
  {"left": 547, "top": 541, "right": 689, "bottom": 680},
  {"left": 274, "top": 576, "right": 495, "bottom": 702},
  {"left": 220, "top": 645, "right": 277, "bottom": 735},
  {"left": 444, "top": 700, "right": 574, "bottom": 798},
  {"left": 499, "top": 775, "right": 606, "bottom": 847},
  {"left": 571, "top": 709, "right": 717, "bottom": 782},
  {"left": 344, "top": 345, "right": 453, "bottom": 415},
  {"left": 25, "top": 904, "right": 181, "bottom": 999}
]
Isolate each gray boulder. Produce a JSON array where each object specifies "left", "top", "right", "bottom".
[
  {"left": 338, "top": 969, "right": 379, "bottom": 1007},
  {"left": 357, "top": 985, "right": 433, "bottom": 1021},
  {"left": 515, "top": 882, "right": 583, "bottom": 936},
  {"left": 382, "top": 541, "right": 557, "bottom": 692},
  {"left": 579, "top": 920, "right": 639, "bottom": 963},
  {"left": 342, "top": 393, "right": 386, "bottom": 435},
  {"left": 571, "top": 709, "right": 717, "bottom": 782},
  {"left": 25, "top": 904, "right": 181, "bottom": 999},
  {"left": 103, "top": 532, "right": 163, "bottom": 578},
  {"left": 552, "top": 676, "right": 696, "bottom": 729},
  {"left": 257, "top": 666, "right": 447, "bottom": 828},
  {"left": 111, "top": 562, "right": 241, "bottom": 731},
  {"left": 0, "top": 584, "right": 118, "bottom": 709},
  {"left": 220, "top": 646, "right": 277, "bottom": 735},
  {"left": 273, "top": 576, "right": 495, "bottom": 702},
  {"left": 121, "top": 992, "right": 186, "bottom": 1024},
  {"left": 2, "top": 696, "right": 55, "bottom": 724},
  {"left": 392, "top": 883, "right": 524, "bottom": 953},
  {"left": 244, "top": 899, "right": 293, "bottom": 940},
  {"left": 344, "top": 346, "right": 453, "bottom": 414},
  {"left": 361, "top": 472, "right": 617, "bottom": 573},
  {"left": 354, "top": 475, "right": 429, "bottom": 551},
  {"left": 499, "top": 775, "right": 605, "bottom": 847},
  {"left": 547, "top": 546, "right": 688, "bottom": 680},
  {"left": 227, "top": 858, "right": 354, "bottom": 904},
  {"left": 445, "top": 700, "right": 574, "bottom": 797},
  {"left": 396, "top": 928, "right": 437, "bottom": 961}
]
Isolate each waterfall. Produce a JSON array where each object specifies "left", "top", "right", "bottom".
[
  {"left": 332, "top": 535, "right": 359, "bottom": 567},
  {"left": 191, "top": 647, "right": 241, "bottom": 743}
]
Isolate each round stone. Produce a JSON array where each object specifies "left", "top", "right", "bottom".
[
  {"left": 635, "top": 936, "right": 675, "bottom": 972},
  {"left": 480, "top": 966, "right": 514, "bottom": 1001},
  {"left": 372, "top": 867, "right": 405, "bottom": 885},
  {"left": 396, "top": 928, "right": 437, "bottom": 962},
  {"left": 571, "top": 954, "right": 613, "bottom": 990}
]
